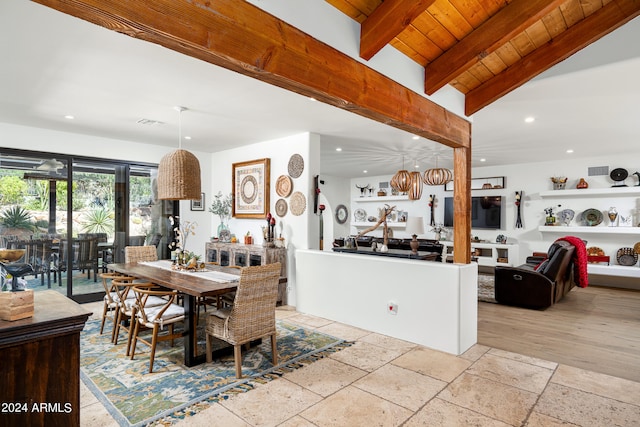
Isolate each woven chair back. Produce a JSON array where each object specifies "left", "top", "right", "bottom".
[
  {"left": 227, "top": 262, "right": 281, "bottom": 344},
  {"left": 124, "top": 246, "right": 158, "bottom": 263}
]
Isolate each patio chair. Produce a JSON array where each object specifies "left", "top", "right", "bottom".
[
  {"left": 129, "top": 286, "right": 185, "bottom": 373},
  {"left": 205, "top": 263, "right": 281, "bottom": 378},
  {"left": 76, "top": 238, "right": 99, "bottom": 282}
]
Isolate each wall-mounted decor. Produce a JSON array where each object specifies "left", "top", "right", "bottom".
[
  {"left": 288, "top": 154, "right": 304, "bottom": 178},
  {"left": 444, "top": 176, "right": 505, "bottom": 191},
  {"left": 290, "top": 191, "right": 306, "bottom": 216},
  {"left": 275, "top": 198, "right": 288, "bottom": 217},
  {"left": 190, "top": 193, "right": 205, "bottom": 211},
  {"left": 276, "top": 175, "right": 293, "bottom": 197},
  {"left": 335, "top": 204, "right": 348, "bottom": 224},
  {"left": 232, "top": 158, "right": 270, "bottom": 219}
]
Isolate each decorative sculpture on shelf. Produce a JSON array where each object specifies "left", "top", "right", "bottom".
[
  {"left": 355, "top": 183, "right": 370, "bottom": 197},
  {"left": 356, "top": 204, "right": 396, "bottom": 251}
]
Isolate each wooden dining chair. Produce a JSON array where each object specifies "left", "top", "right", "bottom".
[
  {"left": 205, "top": 262, "right": 281, "bottom": 378},
  {"left": 129, "top": 286, "right": 185, "bottom": 373},
  {"left": 112, "top": 277, "right": 162, "bottom": 355},
  {"left": 98, "top": 271, "right": 125, "bottom": 341}
]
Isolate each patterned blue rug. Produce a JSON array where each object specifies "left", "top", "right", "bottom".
[{"left": 80, "top": 319, "right": 350, "bottom": 426}]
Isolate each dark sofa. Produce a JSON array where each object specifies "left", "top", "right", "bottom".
[
  {"left": 494, "top": 240, "right": 576, "bottom": 309},
  {"left": 334, "top": 236, "right": 444, "bottom": 262}
]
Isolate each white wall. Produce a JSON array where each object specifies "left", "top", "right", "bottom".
[{"left": 210, "top": 132, "right": 320, "bottom": 306}]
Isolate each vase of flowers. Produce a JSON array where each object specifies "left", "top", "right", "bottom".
[
  {"left": 168, "top": 216, "right": 198, "bottom": 262},
  {"left": 209, "top": 191, "right": 233, "bottom": 239}
]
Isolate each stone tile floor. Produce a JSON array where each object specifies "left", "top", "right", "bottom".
[{"left": 80, "top": 302, "right": 640, "bottom": 426}]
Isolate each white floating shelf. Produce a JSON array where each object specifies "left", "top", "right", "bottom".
[
  {"left": 352, "top": 195, "right": 409, "bottom": 202},
  {"left": 352, "top": 222, "right": 406, "bottom": 228},
  {"left": 588, "top": 264, "right": 640, "bottom": 278},
  {"left": 539, "top": 187, "right": 640, "bottom": 198},
  {"left": 537, "top": 225, "right": 640, "bottom": 235}
]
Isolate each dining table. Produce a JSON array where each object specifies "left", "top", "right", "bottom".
[{"left": 107, "top": 260, "right": 240, "bottom": 367}]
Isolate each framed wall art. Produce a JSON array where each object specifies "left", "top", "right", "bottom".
[
  {"left": 232, "top": 158, "right": 270, "bottom": 218},
  {"left": 190, "top": 192, "right": 205, "bottom": 211}
]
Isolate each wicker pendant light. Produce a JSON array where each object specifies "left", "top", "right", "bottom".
[
  {"left": 408, "top": 171, "right": 423, "bottom": 200},
  {"left": 391, "top": 156, "right": 411, "bottom": 193},
  {"left": 158, "top": 107, "right": 202, "bottom": 200},
  {"left": 423, "top": 156, "right": 453, "bottom": 186}
]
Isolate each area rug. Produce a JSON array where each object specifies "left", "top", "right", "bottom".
[
  {"left": 80, "top": 319, "right": 350, "bottom": 427},
  {"left": 478, "top": 274, "right": 497, "bottom": 303}
]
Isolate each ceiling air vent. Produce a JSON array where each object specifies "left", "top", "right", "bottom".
[
  {"left": 588, "top": 166, "right": 609, "bottom": 176},
  {"left": 136, "top": 118, "right": 165, "bottom": 126}
]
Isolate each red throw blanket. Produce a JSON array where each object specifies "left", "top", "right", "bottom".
[{"left": 556, "top": 236, "right": 589, "bottom": 288}]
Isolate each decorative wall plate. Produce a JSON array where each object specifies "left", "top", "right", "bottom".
[
  {"left": 275, "top": 175, "right": 293, "bottom": 197},
  {"left": 581, "top": 208, "right": 603, "bottom": 226},
  {"left": 354, "top": 208, "right": 366, "bottom": 222},
  {"left": 290, "top": 191, "right": 306, "bottom": 216},
  {"left": 275, "top": 198, "right": 288, "bottom": 217},
  {"left": 558, "top": 209, "right": 575, "bottom": 226},
  {"left": 288, "top": 154, "right": 304, "bottom": 178},
  {"left": 616, "top": 247, "right": 638, "bottom": 266},
  {"left": 610, "top": 168, "right": 628, "bottom": 186},
  {"left": 335, "top": 204, "right": 348, "bottom": 224}
]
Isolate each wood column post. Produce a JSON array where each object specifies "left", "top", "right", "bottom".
[{"left": 452, "top": 145, "right": 471, "bottom": 264}]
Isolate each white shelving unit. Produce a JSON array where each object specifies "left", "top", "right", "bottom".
[
  {"left": 539, "top": 187, "right": 640, "bottom": 198},
  {"left": 440, "top": 241, "right": 519, "bottom": 267},
  {"left": 537, "top": 225, "right": 640, "bottom": 235},
  {"left": 539, "top": 187, "right": 640, "bottom": 277}
]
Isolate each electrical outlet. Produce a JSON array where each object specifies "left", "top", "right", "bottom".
[{"left": 387, "top": 301, "right": 398, "bottom": 315}]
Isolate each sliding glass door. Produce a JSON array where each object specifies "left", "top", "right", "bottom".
[{"left": 0, "top": 148, "right": 170, "bottom": 302}]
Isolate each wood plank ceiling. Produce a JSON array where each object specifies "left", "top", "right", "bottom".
[{"left": 327, "top": 0, "right": 640, "bottom": 115}]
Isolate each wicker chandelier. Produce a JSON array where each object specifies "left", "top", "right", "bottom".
[
  {"left": 408, "top": 171, "right": 423, "bottom": 200},
  {"left": 390, "top": 157, "right": 411, "bottom": 193},
  {"left": 158, "top": 107, "right": 202, "bottom": 200},
  {"left": 423, "top": 156, "right": 453, "bottom": 186}
]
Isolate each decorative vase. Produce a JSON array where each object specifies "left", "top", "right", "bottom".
[
  {"left": 576, "top": 178, "right": 588, "bottom": 189},
  {"left": 217, "top": 222, "right": 231, "bottom": 242},
  {"left": 608, "top": 207, "right": 618, "bottom": 227}
]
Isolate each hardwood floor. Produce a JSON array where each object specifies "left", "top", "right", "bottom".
[{"left": 478, "top": 284, "right": 640, "bottom": 383}]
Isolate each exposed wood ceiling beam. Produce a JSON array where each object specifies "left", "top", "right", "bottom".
[
  {"left": 465, "top": 0, "right": 640, "bottom": 116},
  {"left": 33, "top": 0, "right": 470, "bottom": 149},
  {"left": 360, "top": 0, "right": 434, "bottom": 60},
  {"left": 425, "top": 0, "right": 565, "bottom": 95}
]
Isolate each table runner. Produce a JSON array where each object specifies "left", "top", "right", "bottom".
[{"left": 139, "top": 260, "right": 239, "bottom": 283}]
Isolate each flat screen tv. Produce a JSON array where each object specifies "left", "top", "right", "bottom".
[{"left": 443, "top": 196, "right": 502, "bottom": 229}]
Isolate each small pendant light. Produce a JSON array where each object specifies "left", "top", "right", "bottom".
[
  {"left": 158, "top": 106, "right": 202, "bottom": 200},
  {"left": 391, "top": 156, "right": 411, "bottom": 193},
  {"left": 423, "top": 155, "right": 453, "bottom": 186}
]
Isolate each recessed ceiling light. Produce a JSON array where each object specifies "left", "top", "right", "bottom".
[
  {"left": 412, "top": 135, "right": 420, "bottom": 140},
  {"left": 184, "top": 136, "right": 192, "bottom": 140},
  {"left": 524, "top": 116, "right": 535, "bottom": 123},
  {"left": 308, "top": 97, "right": 317, "bottom": 102},
  {"left": 363, "top": 170, "right": 368, "bottom": 174},
  {"left": 335, "top": 147, "right": 342, "bottom": 152},
  {"left": 566, "top": 149, "right": 574, "bottom": 153},
  {"left": 480, "top": 158, "right": 486, "bottom": 162},
  {"left": 64, "top": 115, "right": 75, "bottom": 120}
]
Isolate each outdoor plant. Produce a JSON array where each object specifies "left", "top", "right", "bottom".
[
  {"left": 81, "top": 208, "right": 115, "bottom": 234},
  {"left": 0, "top": 206, "right": 35, "bottom": 231}
]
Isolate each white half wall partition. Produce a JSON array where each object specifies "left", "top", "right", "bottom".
[{"left": 295, "top": 249, "right": 478, "bottom": 355}]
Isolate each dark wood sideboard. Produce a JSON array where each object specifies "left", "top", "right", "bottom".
[{"left": 0, "top": 291, "right": 91, "bottom": 427}]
